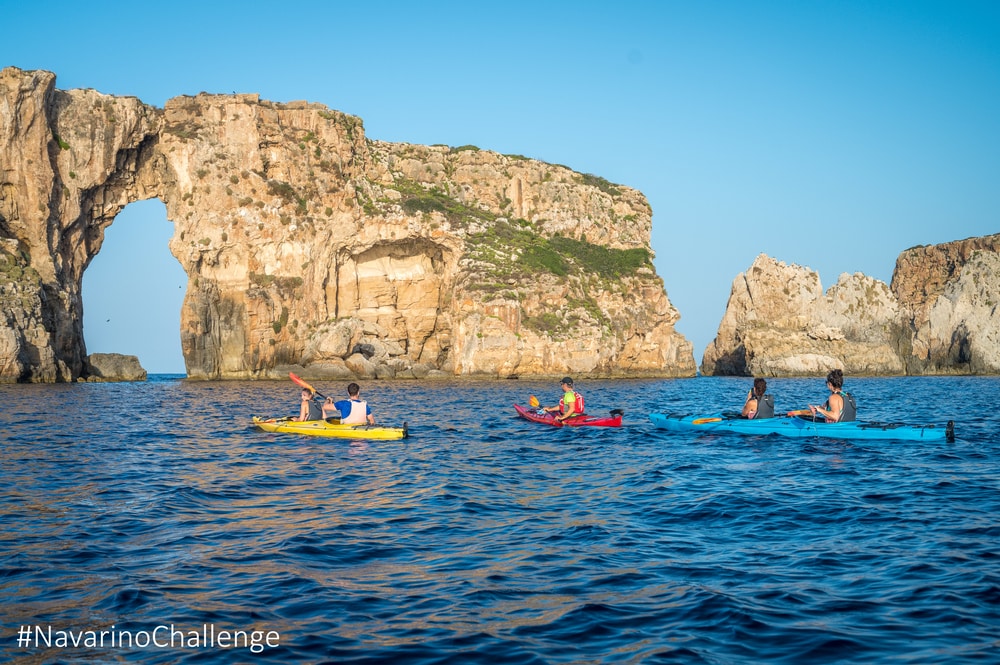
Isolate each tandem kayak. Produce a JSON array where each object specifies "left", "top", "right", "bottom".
[
  {"left": 514, "top": 404, "right": 624, "bottom": 427},
  {"left": 252, "top": 416, "right": 408, "bottom": 440},
  {"left": 649, "top": 412, "right": 954, "bottom": 442}
]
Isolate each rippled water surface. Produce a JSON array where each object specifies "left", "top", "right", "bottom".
[{"left": 2, "top": 376, "right": 999, "bottom": 663}]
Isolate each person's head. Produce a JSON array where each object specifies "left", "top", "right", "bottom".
[
  {"left": 826, "top": 369, "right": 844, "bottom": 390},
  {"left": 560, "top": 376, "right": 574, "bottom": 390},
  {"left": 753, "top": 377, "right": 767, "bottom": 397},
  {"left": 301, "top": 389, "right": 312, "bottom": 400},
  {"left": 347, "top": 382, "right": 361, "bottom": 397}
]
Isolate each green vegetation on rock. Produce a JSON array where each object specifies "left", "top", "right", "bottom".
[
  {"left": 465, "top": 218, "right": 650, "bottom": 286},
  {"left": 394, "top": 178, "right": 493, "bottom": 227}
]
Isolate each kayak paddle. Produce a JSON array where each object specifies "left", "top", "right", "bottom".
[
  {"left": 289, "top": 371, "right": 326, "bottom": 398},
  {"left": 692, "top": 417, "right": 723, "bottom": 424},
  {"left": 529, "top": 395, "right": 540, "bottom": 408}
]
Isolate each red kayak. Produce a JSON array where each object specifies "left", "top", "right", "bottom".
[{"left": 514, "top": 404, "right": 624, "bottom": 427}]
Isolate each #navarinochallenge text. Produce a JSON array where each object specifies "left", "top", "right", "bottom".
[{"left": 16, "top": 624, "right": 280, "bottom": 654}]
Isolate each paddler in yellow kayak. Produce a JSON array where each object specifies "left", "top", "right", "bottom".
[
  {"left": 293, "top": 388, "right": 323, "bottom": 421},
  {"left": 322, "top": 382, "right": 376, "bottom": 425}
]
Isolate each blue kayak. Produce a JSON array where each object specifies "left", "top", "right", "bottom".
[{"left": 649, "top": 412, "right": 954, "bottom": 442}]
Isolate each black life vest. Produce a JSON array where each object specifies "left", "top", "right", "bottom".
[
  {"left": 306, "top": 399, "right": 322, "bottom": 421},
  {"left": 751, "top": 393, "right": 775, "bottom": 419},
  {"left": 825, "top": 391, "right": 856, "bottom": 422}
]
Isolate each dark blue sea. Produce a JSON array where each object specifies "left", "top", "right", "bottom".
[{"left": 2, "top": 376, "right": 999, "bottom": 664}]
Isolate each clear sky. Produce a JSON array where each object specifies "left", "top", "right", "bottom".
[{"left": 4, "top": 0, "right": 998, "bottom": 374}]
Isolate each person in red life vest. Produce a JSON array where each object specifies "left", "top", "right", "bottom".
[
  {"left": 543, "top": 376, "right": 585, "bottom": 422},
  {"left": 323, "top": 382, "right": 375, "bottom": 424}
]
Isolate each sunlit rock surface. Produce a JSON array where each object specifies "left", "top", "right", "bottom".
[
  {"left": 0, "top": 67, "right": 695, "bottom": 382},
  {"left": 703, "top": 236, "right": 1000, "bottom": 376}
]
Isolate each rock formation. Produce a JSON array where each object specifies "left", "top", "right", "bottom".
[
  {"left": 84, "top": 353, "right": 146, "bottom": 382},
  {"left": 0, "top": 67, "right": 696, "bottom": 382},
  {"left": 703, "top": 235, "right": 1000, "bottom": 376},
  {"left": 701, "top": 255, "right": 906, "bottom": 376},
  {"left": 893, "top": 235, "right": 1000, "bottom": 374}
]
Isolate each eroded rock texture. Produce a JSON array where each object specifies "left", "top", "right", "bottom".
[
  {"left": 703, "top": 237, "right": 1000, "bottom": 376},
  {"left": 0, "top": 67, "right": 695, "bottom": 382}
]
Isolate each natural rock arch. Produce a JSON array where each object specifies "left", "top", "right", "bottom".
[{"left": 1, "top": 67, "right": 697, "bottom": 382}]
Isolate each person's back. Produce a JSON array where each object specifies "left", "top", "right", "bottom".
[
  {"left": 752, "top": 393, "right": 775, "bottom": 419},
  {"left": 835, "top": 391, "right": 857, "bottom": 422},
  {"left": 742, "top": 378, "right": 773, "bottom": 419},
  {"left": 334, "top": 382, "right": 375, "bottom": 425}
]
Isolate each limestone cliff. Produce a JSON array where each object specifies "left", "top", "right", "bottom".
[
  {"left": 892, "top": 234, "right": 1000, "bottom": 374},
  {"left": 703, "top": 237, "right": 1000, "bottom": 376},
  {"left": 0, "top": 67, "right": 696, "bottom": 382}
]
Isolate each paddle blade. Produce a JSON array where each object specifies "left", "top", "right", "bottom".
[
  {"left": 289, "top": 372, "right": 325, "bottom": 398},
  {"left": 529, "top": 394, "right": 540, "bottom": 408},
  {"left": 692, "top": 417, "right": 722, "bottom": 425}
]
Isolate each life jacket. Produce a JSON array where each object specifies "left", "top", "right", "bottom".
[
  {"left": 751, "top": 393, "right": 774, "bottom": 419},
  {"left": 838, "top": 391, "right": 856, "bottom": 422},
  {"left": 341, "top": 399, "right": 369, "bottom": 425},
  {"left": 825, "top": 391, "right": 856, "bottom": 422},
  {"left": 562, "top": 391, "right": 585, "bottom": 415},
  {"left": 305, "top": 399, "right": 322, "bottom": 421}
]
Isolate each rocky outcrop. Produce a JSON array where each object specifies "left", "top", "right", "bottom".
[
  {"left": 84, "top": 353, "right": 147, "bottom": 382},
  {"left": 0, "top": 67, "right": 695, "bottom": 382},
  {"left": 893, "top": 235, "right": 1000, "bottom": 374},
  {"left": 703, "top": 237, "right": 1000, "bottom": 376},
  {"left": 701, "top": 255, "right": 906, "bottom": 376}
]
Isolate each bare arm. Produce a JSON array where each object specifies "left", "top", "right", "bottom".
[{"left": 811, "top": 394, "right": 843, "bottom": 422}]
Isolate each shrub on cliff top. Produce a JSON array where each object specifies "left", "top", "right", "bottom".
[
  {"left": 466, "top": 218, "right": 650, "bottom": 283},
  {"left": 548, "top": 236, "right": 650, "bottom": 279},
  {"left": 395, "top": 178, "right": 493, "bottom": 227},
  {"left": 577, "top": 173, "right": 622, "bottom": 197}
]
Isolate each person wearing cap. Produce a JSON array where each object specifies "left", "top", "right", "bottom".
[{"left": 543, "top": 376, "right": 586, "bottom": 422}]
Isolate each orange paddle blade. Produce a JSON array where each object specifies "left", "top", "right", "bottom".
[
  {"left": 786, "top": 409, "right": 812, "bottom": 417},
  {"left": 529, "top": 394, "right": 540, "bottom": 408},
  {"left": 289, "top": 372, "right": 316, "bottom": 394},
  {"left": 692, "top": 417, "right": 722, "bottom": 425}
]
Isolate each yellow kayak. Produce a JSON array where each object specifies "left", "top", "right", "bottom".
[{"left": 252, "top": 416, "right": 408, "bottom": 440}]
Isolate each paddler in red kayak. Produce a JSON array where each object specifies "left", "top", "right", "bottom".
[{"left": 543, "top": 377, "right": 586, "bottom": 422}]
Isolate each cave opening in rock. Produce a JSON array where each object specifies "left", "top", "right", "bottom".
[{"left": 82, "top": 199, "right": 187, "bottom": 375}]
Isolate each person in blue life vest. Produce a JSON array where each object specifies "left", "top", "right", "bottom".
[
  {"left": 543, "top": 376, "right": 585, "bottom": 422},
  {"left": 323, "top": 382, "right": 375, "bottom": 425},
  {"left": 294, "top": 388, "right": 323, "bottom": 421},
  {"left": 741, "top": 377, "right": 775, "bottom": 419},
  {"left": 808, "top": 369, "right": 857, "bottom": 422}
]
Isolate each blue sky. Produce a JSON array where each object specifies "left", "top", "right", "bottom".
[{"left": 4, "top": 0, "right": 998, "bottom": 374}]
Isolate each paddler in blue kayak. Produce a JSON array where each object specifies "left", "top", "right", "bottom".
[
  {"left": 543, "top": 377, "right": 586, "bottom": 423},
  {"left": 808, "top": 369, "right": 857, "bottom": 422},
  {"left": 741, "top": 377, "right": 774, "bottom": 419},
  {"left": 293, "top": 388, "right": 323, "bottom": 421}
]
